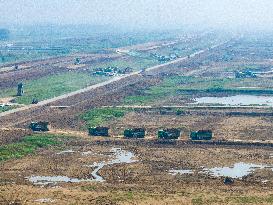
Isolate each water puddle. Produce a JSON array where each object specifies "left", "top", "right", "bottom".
[
  {"left": 34, "top": 198, "right": 55, "bottom": 203},
  {"left": 81, "top": 151, "right": 93, "bottom": 156},
  {"left": 202, "top": 162, "right": 271, "bottom": 179},
  {"left": 81, "top": 151, "right": 105, "bottom": 157},
  {"left": 27, "top": 175, "right": 89, "bottom": 186},
  {"left": 87, "top": 148, "right": 138, "bottom": 182},
  {"left": 26, "top": 148, "right": 137, "bottom": 185},
  {"left": 169, "top": 169, "right": 193, "bottom": 176},
  {"left": 56, "top": 150, "right": 75, "bottom": 155},
  {"left": 192, "top": 95, "right": 273, "bottom": 106},
  {"left": 170, "top": 162, "right": 273, "bottom": 179}
]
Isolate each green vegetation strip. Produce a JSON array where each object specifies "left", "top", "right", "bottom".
[
  {"left": 0, "top": 106, "right": 18, "bottom": 113},
  {"left": 0, "top": 72, "right": 108, "bottom": 105},
  {"left": 123, "top": 76, "right": 180, "bottom": 105},
  {"left": 0, "top": 134, "right": 62, "bottom": 161},
  {"left": 81, "top": 107, "right": 127, "bottom": 127}
]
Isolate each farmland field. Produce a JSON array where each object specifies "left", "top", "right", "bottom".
[
  {"left": 0, "top": 72, "right": 109, "bottom": 105},
  {"left": 0, "top": 32, "right": 224, "bottom": 107},
  {"left": 2, "top": 31, "right": 273, "bottom": 205}
]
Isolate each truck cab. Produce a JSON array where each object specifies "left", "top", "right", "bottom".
[
  {"left": 29, "top": 122, "right": 49, "bottom": 132},
  {"left": 88, "top": 127, "right": 109, "bottom": 137},
  {"left": 190, "top": 130, "right": 213, "bottom": 140},
  {"left": 158, "top": 129, "right": 181, "bottom": 140},
  {"left": 124, "top": 128, "right": 145, "bottom": 138}
]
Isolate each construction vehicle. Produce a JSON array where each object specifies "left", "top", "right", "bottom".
[
  {"left": 190, "top": 130, "right": 213, "bottom": 140},
  {"left": 93, "top": 66, "right": 133, "bottom": 76},
  {"left": 119, "top": 67, "right": 133, "bottom": 74},
  {"left": 74, "top": 58, "right": 80, "bottom": 65},
  {"left": 31, "top": 98, "right": 39, "bottom": 104},
  {"left": 158, "top": 128, "right": 181, "bottom": 140},
  {"left": 88, "top": 127, "right": 109, "bottom": 137},
  {"left": 124, "top": 128, "right": 145, "bottom": 138},
  {"left": 29, "top": 122, "right": 49, "bottom": 132},
  {"left": 235, "top": 70, "right": 257, "bottom": 78}
]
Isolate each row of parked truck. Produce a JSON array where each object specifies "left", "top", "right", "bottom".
[
  {"left": 29, "top": 122, "right": 213, "bottom": 141},
  {"left": 88, "top": 127, "right": 213, "bottom": 140}
]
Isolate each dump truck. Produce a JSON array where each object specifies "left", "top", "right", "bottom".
[
  {"left": 29, "top": 122, "right": 49, "bottom": 132},
  {"left": 124, "top": 128, "right": 145, "bottom": 138},
  {"left": 158, "top": 128, "right": 181, "bottom": 140},
  {"left": 190, "top": 130, "right": 213, "bottom": 140},
  {"left": 88, "top": 127, "right": 109, "bottom": 137}
]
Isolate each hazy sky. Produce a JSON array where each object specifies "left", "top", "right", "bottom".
[{"left": 1, "top": 0, "right": 273, "bottom": 30}]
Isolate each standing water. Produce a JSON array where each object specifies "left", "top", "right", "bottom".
[
  {"left": 192, "top": 95, "right": 273, "bottom": 106},
  {"left": 26, "top": 148, "right": 137, "bottom": 185},
  {"left": 202, "top": 162, "right": 270, "bottom": 178},
  {"left": 169, "top": 162, "right": 273, "bottom": 179}
]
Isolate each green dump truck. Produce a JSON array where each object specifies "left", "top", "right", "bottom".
[
  {"left": 190, "top": 130, "right": 213, "bottom": 140},
  {"left": 124, "top": 128, "right": 145, "bottom": 138},
  {"left": 88, "top": 127, "right": 109, "bottom": 137},
  {"left": 29, "top": 122, "right": 49, "bottom": 132},
  {"left": 158, "top": 128, "right": 181, "bottom": 140}
]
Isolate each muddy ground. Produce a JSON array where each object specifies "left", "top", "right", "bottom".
[
  {"left": 107, "top": 108, "right": 273, "bottom": 141},
  {"left": 2, "top": 137, "right": 273, "bottom": 204},
  {"left": 0, "top": 128, "right": 32, "bottom": 146}
]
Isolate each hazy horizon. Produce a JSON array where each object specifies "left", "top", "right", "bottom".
[{"left": 1, "top": 0, "right": 273, "bottom": 31}]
